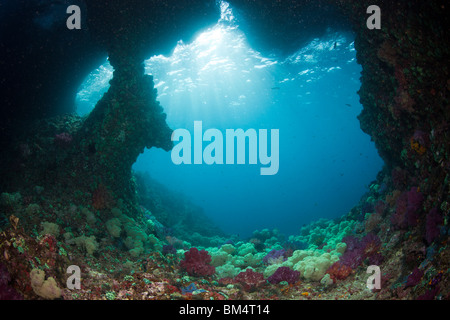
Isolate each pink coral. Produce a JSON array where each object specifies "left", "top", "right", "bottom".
[
  {"left": 234, "top": 269, "right": 266, "bottom": 291},
  {"left": 180, "top": 248, "right": 215, "bottom": 277}
]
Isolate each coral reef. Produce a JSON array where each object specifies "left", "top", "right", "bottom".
[{"left": 0, "top": 0, "right": 448, "bottom": 302}]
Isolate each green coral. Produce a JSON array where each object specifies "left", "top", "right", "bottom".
[
  {"left": 105, "top": 291, "right": 116, "bottom": 300},
  {"left": 289, "top": 218, "right": 356, "bottom": 252}
]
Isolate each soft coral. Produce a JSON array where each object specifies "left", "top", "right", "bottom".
[
  {"left": 234, "top": 269, "right": 266, "bottom": 291},
  {"left": 180, "top": 247, "right": 215, "bottom": 277},
  {"left": 340, "top": 233, "right": 383, "bottom": 269},
  {"left": 326, "top": 262, "right": 353, "bottom": 282},
  {"left": 0, "top": 263, "right": 22, "bottom": 300}
]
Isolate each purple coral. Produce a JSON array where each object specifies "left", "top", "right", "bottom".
[
  {"left": 417, "top": 286, "right": 440, "bottom": 300},
  {"left": 405, "top": 267, "right": 424, "bottom": 288},
  {"left": 425, "top": 208, "right": 443, "bottom": 245},
  {"left": 391, "top": 191, "right": 408, "bottom": 229},
  {"left": 406, "top": 187, "right": 424, "bottom": 227},
  {"left": 267, "top": 266, "right": 300, "bottom": 285},
  {"left": 340, "top": 233, "right": 383, "bottom": 269},
  {"left": 263, "top": 249, "right": 286, "bottom": 265},
  {"left": 0, "top": 263, "right": 22, "bottom": 300},
  {"left": 361, "top": 233, "right": 384, "bottom": 265},
  {"left": 391, "top": 187, "right": 424, "bottom": 229},
  {"left": 340, "top": 235, "right": 364, "bottom": 268}
]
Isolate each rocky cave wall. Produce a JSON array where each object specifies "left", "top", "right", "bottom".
[
  {"left": 0, "top": 0, "right": 220, "bottom": 203},
  {"left": 337, "top": 0, "right": 449, "bottom": 214}
]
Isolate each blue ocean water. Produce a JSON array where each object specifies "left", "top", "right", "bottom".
[{"left": 76, "top": 7, "right": 384, "bottom": 238}]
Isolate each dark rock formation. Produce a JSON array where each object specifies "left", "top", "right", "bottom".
[
  {"left": 336, "top": 0, "right": 449, "bottom": 210},
  {"left": 228, "top": 0, "right": 351, "bottom": 56},
  {"left": 0, "top": 0, "right": 219, "bottom": 200},
  {"left": 0, "top": 0, "right": 105, "bottom": 143}
]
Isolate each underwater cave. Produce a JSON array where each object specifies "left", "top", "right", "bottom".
[
  {"left": 0, "top": 0, "right": 448, "bottom": 303},
  {"left": 76, "top": 4, "right": 383, "bottom": 238}
]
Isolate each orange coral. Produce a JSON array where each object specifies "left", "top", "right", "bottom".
[
  {"left": 326, "top": 262, "right": 352, "bottom": 282},
  {"left": 410, "top": 137, "right": 426, "bottom": 155}
]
